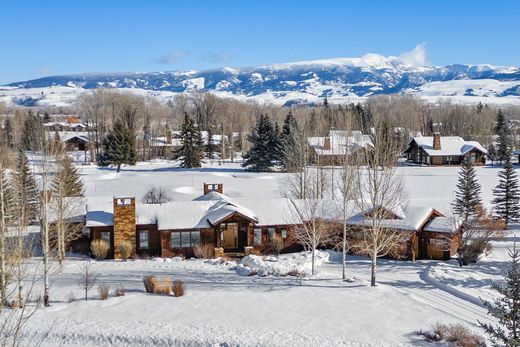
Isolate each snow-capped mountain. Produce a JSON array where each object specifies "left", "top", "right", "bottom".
[{"left": 3, "top": 53, "right": 520, "bottom": 107}]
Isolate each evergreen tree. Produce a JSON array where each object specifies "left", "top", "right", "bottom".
[
  {"left": 452, "top": 156, "right": 482, "bottom": 221},
  {"left": 242, "top": 114, "right": 279, "bottom": 172},
  {"left": 13, "top": 149, "right": 39, "bottom": 224},
  {"left": 43, "top": 111, "right": 51, "bottom": 123},
  {"left": 273, "top": 121, "right": 283, "bottom": 161},
  {"left": 53, "top": 154, "right": 84, "bottom": 197},
  {"left": 175, "top": 113, "right": 204, "bottom": 168},
  {"left": 280, "top": 112, "right": 299, "bottom": 171},
  {"left": 98, "top": 119, "right": 136, "bottom": 173},
  {"left": 492, "top": 152, "right": 520, "bottom": 225},
  {"left": 22, "top": 111, "right": 45, "bottom": 151},
  {"left": 479, "top": 245, "right": 520, "bottom": 346},
  {"left": 488, "top": 143, "right": 497, "bottom": 165},
  {"left": 496, "top": 109, "right": 511, "bottom": 162},
  {"left": 206, "top": 126, "right": 215, "bottom": 159}
]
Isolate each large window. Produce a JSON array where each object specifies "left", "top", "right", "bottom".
[
  {"left": 171, "top": 230, "right": 201, "bottom": 248},
  {"left": 100, "top": 231, "right": 110, "bottom": 248},
  {"left": 254, "top": 227, "right": 262, "bottom": 245},
  {"left": 267, "top": 227, "right": 276, "bottom": 241},
  {"left": 280, "top": 228, "right": 288, "bottom": 240},
  {"left": 139, "top": 230, "right": 149, "bottom": 249}
]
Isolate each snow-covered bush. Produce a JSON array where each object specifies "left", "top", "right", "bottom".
[{"left": 90, "top": 240, "right": 109, "bottom": 260}]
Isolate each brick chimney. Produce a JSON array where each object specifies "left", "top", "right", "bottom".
[
  {"left": 113, "top": 197, "right": 136, "bottom": 259},
  {"left": 204, "top": 183, "right": 223, "bottom": 195},
  {"left": 323, "top": 137, "right": 331, "bottom": 150},
  {"left": 166, "top": 129, "right": 172, "bottom": 145},
  {"left": 433, "top": 132, "right": 441, "bottom": 150}
]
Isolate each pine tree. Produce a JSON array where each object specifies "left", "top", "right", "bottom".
[
  {"left": 175, "top": 113, "right": 204, "bottom": 168},
  {"left": 496, "top": 109, "right": 511, "bottom": 162},
  {"left": 0, "top": 164, "right": 14, "bottom": 306},
  {"left": 43, "top": 111, "right": 51, "bottom": 123},
  {"left": 13, "top": 149, "right": 39, "bottom": 224},
  {"left": 242, "top": 114, "right": 279, "bottom": 172},
  {"left": 206, "top": 126, "right": 215, "bottom": 159},
  {"left": 452, "top": 156, "right": 482, "bottom": 221},
  {"left": 479, "top": 244, "right": 520, "bottom": 346},
  {"left": 492, "top": 152, "right": 520, "bottom": 225},
  {"left": 280, "top": 112, "right": 300, "bottom": 171},
  {"left": 53, "top": 154, "right": 84, "bottom": 197},
  {"left": 488, "top": 143, "right": 497, "bottom": 165},
  {"left": 98, "top": 119, "right": 136, "bottom": 173}
]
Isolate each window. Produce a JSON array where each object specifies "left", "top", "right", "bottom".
[
  {"left": 254, "top": 227, "right": 262, "bottom": 245},
  {"left": 100, "top": 231, "right": 110, "bottom": 247},
  {"left": 268, "top": 227, "right": 276, "bottom": 241},
  {"left": 280, "top": 228, "right": 288, "bottom": 239},
  {"left": 139, "top": 230, "right": 149, "bottom": 249},
  {"left": 170, "top": 230, "right": 201, "bottom": 248}
]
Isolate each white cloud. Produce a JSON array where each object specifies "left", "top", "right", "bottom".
[
  {"left": 154, "top": 50, "right": 190, "bottom": 65},
  {"left": 398, "top": 43, "right": 427, "bottom": 67}
]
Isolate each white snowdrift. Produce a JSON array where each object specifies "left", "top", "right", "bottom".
[{"left": 237, "top": 251, "right": 330, "bottom": 277}]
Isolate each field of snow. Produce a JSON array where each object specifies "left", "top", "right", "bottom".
[{"left": 11, "top": 160, "right": 519, "bottom": 346}]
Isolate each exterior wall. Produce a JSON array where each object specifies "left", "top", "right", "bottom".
[
  {"left": 113, "top": 198, "right": 136, "bottom": 259},
  {"left": 419, "top": 231, "right": 459, "bottom": 260},
  {"left": 90, "top": 226, "right": 115, "bottom": 259}
]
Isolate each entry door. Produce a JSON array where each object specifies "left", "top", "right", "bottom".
[{"left": 223, "top": 223, "right": 237, "bottom": 249}]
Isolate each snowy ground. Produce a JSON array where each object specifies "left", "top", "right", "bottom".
[{"left": 13, "top": 160, "right": 518, "bottom": 346}]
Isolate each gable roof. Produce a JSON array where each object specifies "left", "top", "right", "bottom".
[{"left": 406, "top": 136, "right": 488, "bottom": 157}]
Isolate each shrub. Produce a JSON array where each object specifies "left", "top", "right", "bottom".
[
  {"left": 269, "top": 238, "right": 284, "bottom": 256},
  {"left": 153, "top": 277, "right": 171, "bottom": 295},
  {"left": 417, "top": 323, "right": 486, "bottom": 347},
  {"left": 66, "top": 291, "right": 76, "bottom": 303},
  {"left": 194, "top": 243, "right": 214, "bottom": 259},
  {"left": 143, "top": 276, "right": 155, "bottom": 293},
  {"left": 90, "top": 239, "right": 109, "bottom": 260},
  {"left": 114, "top": 284, "right": 126, "bottom": 297},
  {"left": 171, "top": 280, "right": 185, "bottom": 297},
  {"left": 98, "top": 284, "right": 110, "bottom": 300},
  {"left": 117, "top": 240, "right": 133, "bottom": 261},
  {"left": 143, "top": 275, "right": 171, "bottom": 294}
]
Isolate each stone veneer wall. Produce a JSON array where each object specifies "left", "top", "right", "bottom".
[{"left": 113, "top": 197, "right": 136, "bottom": 259}]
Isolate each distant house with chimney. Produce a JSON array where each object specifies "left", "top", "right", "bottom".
[
  {"left": 308, "top": 130, "right": 373, "bottom": 165},
  {"left": 404, "top": 133, "right": 488, "bottom": 166}
]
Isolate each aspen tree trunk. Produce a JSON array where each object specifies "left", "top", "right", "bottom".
[{"left": 0, "top": 165, "right": 7, "bottom": 310}]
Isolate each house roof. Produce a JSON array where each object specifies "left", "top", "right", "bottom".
[
  {"left": 407, "top": 136, "right": 488, "bottom": 157},
  {"left": 423, "top": 216, "right": 459, "bottom": 234},
  {"left": 346, "top": 205, "right": 439, "bottom": 232},
  {"left": 308, "top": 130, "right": 373, "bottom": 156}
]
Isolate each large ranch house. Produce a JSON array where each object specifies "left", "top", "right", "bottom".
[
  {"left": 404, "top": 132, "right": 488, "bottom": 166},
  {"left": 67, "top": 183, "right": 462, "bottom": 262}
]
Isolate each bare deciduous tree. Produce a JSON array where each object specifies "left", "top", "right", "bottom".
[
  {"left": 77, "top": 261, "right": 98, "bottom": 301},
  {"left": 141, "top": 186, "right": 173, "bottom": 204}
]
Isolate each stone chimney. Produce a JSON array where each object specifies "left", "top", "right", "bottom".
[
  {"left": 204, "top": 183, "right": 223, "bottom": 195},
  {"left": 113, "top": 197, "right": 136, "bottom": 259},
  {"left": 166, "top": 129, "right": 172, "bottom": 145},
  {"left": 433, "top": 132, "right": 441, "bottom": 150},
  {"left": 323, "top": 137, "right": 331, "bottom": 150}
]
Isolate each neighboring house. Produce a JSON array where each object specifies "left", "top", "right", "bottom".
[
  {"left": 308, "top": 130, "right": 373, "bottom": 165},
  {"left": 149, "top": 130, "right": 231, "bottom": 158},
  {"left": 44, "top": 121, "right": 89, "bottom": 132},
  {"left": 404, "top": 132, "right": 488, "bottom": 166},
  {"left": 72, "top": 183, "right": 460, "bottom": 261},
  {"left": 61, "top": 133, "right": 90, "bottom": 151}
]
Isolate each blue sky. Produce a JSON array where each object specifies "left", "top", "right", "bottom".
[{"left": 0, "top": 0, "right": 518, "bottom": 84}]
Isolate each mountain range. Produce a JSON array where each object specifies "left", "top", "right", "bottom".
[{"left": 2, "top": 53, "right": 520, "bottom": 108}]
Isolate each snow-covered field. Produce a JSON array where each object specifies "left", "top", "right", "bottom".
[{"left": 12, "top": 160, "right": 518, "bottom": 346}]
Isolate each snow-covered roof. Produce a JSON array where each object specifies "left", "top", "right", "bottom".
[
  {"left": 407, "top": 136, "right": 488, "bottom": 156},
  {"left": 346, "top": 205, "right": 439, "bottom": 232},
  {"left": 308, "top": 130, "right": 373, "bottom": 156},
  {"left": 423, "top": 216, "right": 459, "bottom": 234}
]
